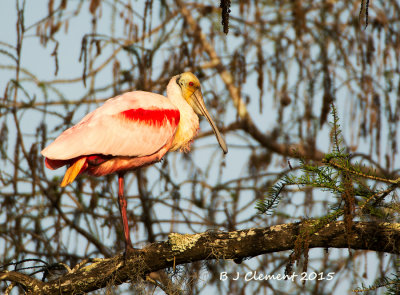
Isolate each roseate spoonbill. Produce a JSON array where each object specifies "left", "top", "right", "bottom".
[{"left": 41, "top": 72, "right": 227, "bottom": 251}]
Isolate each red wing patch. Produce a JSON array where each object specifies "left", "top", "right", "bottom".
[
  {"left": 46, "top": 154, "right": 112, "bottom": 170},
  {"left": 119, "top": 108, "right": 180, "bottom": 126},
  {"left": 45, "top": 158, "right": 70, "bottom": 170}
]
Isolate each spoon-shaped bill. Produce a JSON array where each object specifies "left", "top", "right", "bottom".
[{"left": 191, "top": 89, "right": 228, "bottom": 154}]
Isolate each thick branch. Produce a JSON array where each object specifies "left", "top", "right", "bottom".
[
  {"left": 2, "top": 221, "right": 400, "bottom": 294},
  {"left": 0, "top": 271, "right": 45, "bottom": 293}
]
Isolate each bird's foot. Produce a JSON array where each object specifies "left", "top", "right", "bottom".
[{"left": 122, "top": 243, "right": 138, "bottom": 261}]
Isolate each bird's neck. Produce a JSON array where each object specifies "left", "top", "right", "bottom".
[{"left": 166, "top": 77, "right": 199, "bottom": 152}]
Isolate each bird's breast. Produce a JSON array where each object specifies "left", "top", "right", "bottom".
[{"left": 169, "top": 108, "right": 199, "bottom": 152}]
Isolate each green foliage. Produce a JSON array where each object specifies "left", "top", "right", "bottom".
[
  {"left": 255, "top": 181, "right": 285, "bottom": 214},
  {"left": 257, "top": 104, "right": 400, "bottom": 293},
  {"left": 257, "top": 104, "right": 399, "bottom": 218},
  {"left": 352, "top": 271, "right": 400, "bottom": 294}
]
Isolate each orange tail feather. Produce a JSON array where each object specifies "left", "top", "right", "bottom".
[{"left": 61, "top": 157, "right": 87, "bottom": 187}]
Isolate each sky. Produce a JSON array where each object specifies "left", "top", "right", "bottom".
[{"left": 0, "top": 1, "right": 393, "bottom": 294}]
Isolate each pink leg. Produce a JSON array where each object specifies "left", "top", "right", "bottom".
[{"left": 117, "top": 173, "right": 133, "bottom": 251}]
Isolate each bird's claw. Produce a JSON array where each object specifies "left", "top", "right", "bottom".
[{"left": 123, "top": 243, "right": 138, "bottom": 261}]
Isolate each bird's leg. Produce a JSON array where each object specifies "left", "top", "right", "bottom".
[{"left": 117, "top": 172, "right": 134, "bottom": 252}]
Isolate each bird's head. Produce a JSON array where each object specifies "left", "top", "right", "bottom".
[
  {"left": 176, "top": 72, "right": 201, "bottom": 107},
  {"left": 176, "top": 72, "right": 228, "bottom": 154}
]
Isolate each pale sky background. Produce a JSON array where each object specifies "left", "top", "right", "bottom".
[{"left": 0, "top": 1, "right": 394, "bottom": 294}]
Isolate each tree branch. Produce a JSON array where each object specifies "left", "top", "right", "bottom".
[
  {"left": 2, "top": 221, "right": 399, "bottom": 294},
  {"left": 0, "top": 270, "right": 45, "bottom": 293}
]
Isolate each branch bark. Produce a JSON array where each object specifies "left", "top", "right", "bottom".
[{"left": 2, "top": 221, "right": 399, "bottom": 294}]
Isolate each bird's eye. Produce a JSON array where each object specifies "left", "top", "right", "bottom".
[{"left": 189, "top": 81, "right": 194, "bottom": 86}]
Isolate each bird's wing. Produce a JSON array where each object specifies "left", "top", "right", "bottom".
[{"left": 41, "top": 91, "right": 180, "bottom": 160}]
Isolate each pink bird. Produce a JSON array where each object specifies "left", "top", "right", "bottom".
[{"left": 41, "top": 72, "right": 228, "bottom": 251}]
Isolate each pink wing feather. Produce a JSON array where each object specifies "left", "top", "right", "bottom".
[{"left": 41, "top": 91, "right": 180, "bottom": 163}]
